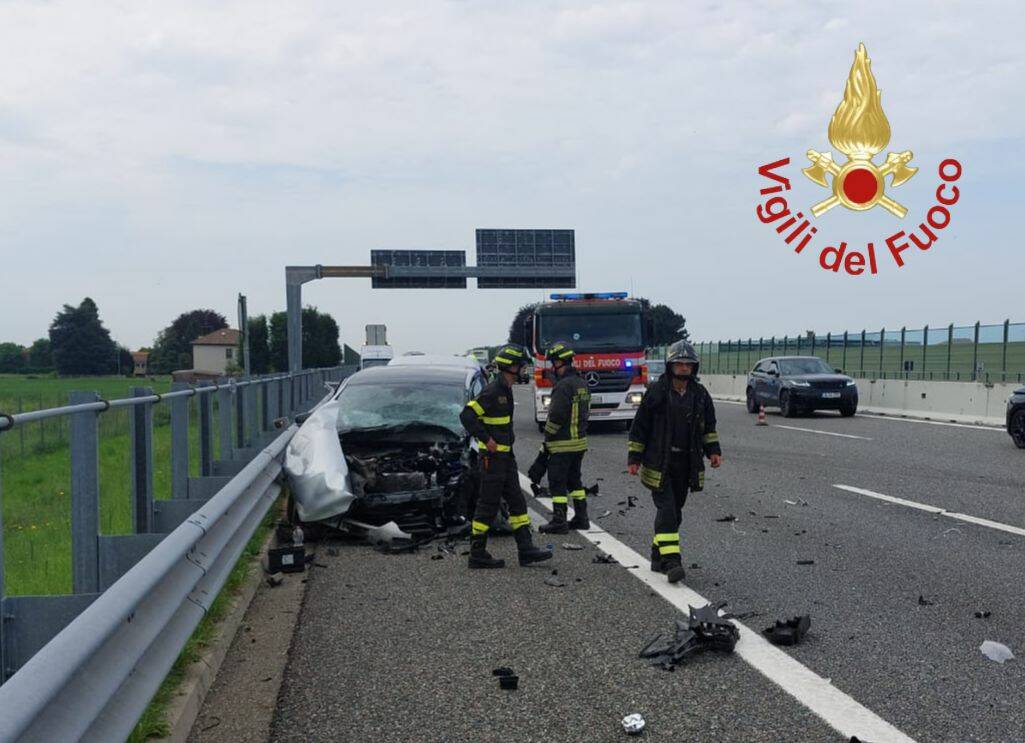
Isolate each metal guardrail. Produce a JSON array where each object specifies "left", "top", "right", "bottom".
[{"left": 0, "top": 365, "right": 353, "bottom": 740}]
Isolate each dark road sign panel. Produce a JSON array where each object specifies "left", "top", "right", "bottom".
[
  {"left": 475, "top": 229, "right": 576, "bottom": 288},
  {"left": 371, "top": 250, "right": 467, "bottom": 288}
]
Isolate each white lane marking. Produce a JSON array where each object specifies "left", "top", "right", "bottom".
[
  {"left": 833, "top": 484, "right": 1025, "bottom": 538},
  {"left": 522, "top": 473, "right": 917, "bottom": 743},
  {"left": 717, "top": 399, "right": 746, "bottom": 406},
  {"left": 776, "top": 425, "right": 872, "bottom": 441}
]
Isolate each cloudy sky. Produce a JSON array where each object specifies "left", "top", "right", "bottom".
[{"left": 1, "top": 0, "right": 1022, "bottom": 355}]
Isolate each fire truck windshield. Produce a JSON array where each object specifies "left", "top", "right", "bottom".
[{"left": 538, "top": 312, "right": 643, "bottom": 352}]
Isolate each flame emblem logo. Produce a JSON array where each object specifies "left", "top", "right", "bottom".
[{"left": 803, "top": 44, "right": 917, "bottom": 217}]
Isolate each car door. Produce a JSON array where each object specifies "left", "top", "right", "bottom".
[
  {"left": 764, "top": 359, "right": 782, "bottom": 403},
  {"left": 750, "top": 360, "right": 766, "bottom": 399}
]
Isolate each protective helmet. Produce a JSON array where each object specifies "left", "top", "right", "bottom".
[
  {"left": 493, "top": 344, "right": 528, "bottom": 372},
  {"left": 665, "top": 340, "right": 700, "bottom": 377},
  {"left": 545, "top": 341, "right": 575, "bottom": 365}
]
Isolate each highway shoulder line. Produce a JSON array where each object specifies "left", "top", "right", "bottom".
[
  {"left": 776, "top": 425, "right": 872, "bottom": 440},
  {"left": 520, "top": 473, "right": 918, "bottom": 743},
  {"left": 833, "top": 484, "right": 1025, "bottom": 538}
]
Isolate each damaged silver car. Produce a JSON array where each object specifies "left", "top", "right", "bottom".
[{"left": 284, "top": 364, "right": 487, "bottom": 540}]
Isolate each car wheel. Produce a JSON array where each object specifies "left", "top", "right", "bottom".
[
  {"left": 1011, "top": 409, "right": 1025, "bottom": 449},
  {"left": 840, "top": 403, "right": 857, "bottom": 417},
  {"left": 780, "top": 390, "right": 795, "bottom": 418},
  {"left": 746, "top": 388, "right": 758, "bottom": 413}
]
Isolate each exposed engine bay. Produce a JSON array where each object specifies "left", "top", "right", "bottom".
[{"left": 284, "top": 399, "right": 474, "bottom": 542}]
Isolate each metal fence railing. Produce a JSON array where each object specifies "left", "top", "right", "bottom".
[
  {"left": 0, "top": 365, "right": 353, "bottom": 716},
  {"left": 651, "top": 321, "right": 1025, "bottom": 384}
]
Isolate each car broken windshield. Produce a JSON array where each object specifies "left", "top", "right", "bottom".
[{"left": 335, "top": 382, "right": 465, "bottom": 435}]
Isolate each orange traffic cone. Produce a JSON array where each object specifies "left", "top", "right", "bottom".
[{"left": 756, "top": 405, "right": 768, "bottom": 426}]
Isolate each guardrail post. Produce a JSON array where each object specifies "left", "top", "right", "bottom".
[
  {"left": 218, "top": 380, "right": 233, "bottom": 461},
  {"left": 70, "top": 391, "right": 100, "bottom": 594},
  {"left": 130, "top": 387, "right": 154, "bottom": 534},
  {"left": 879, "top": 327, "right": 885, "bottom": 375},
  {"left": 972, "top": 321, "right": 980, "bottom": 381},
  {"left": 947, "top": 324, "right": 953, "bottom": 378},
  {"left": 198, "top": 382, "right": 213, "bottom": 477},
  {"left": 236, "top": 380, "right": 247, "bottom": 450},
  {"left": 1002, "top": 319, "right": 1010, "bottom": 382},
  {"left": 261, "top": 379, "right": 270, "bottom": 433},
  {"left": 170, "top": 382, "right": 190, "bottom": 500},
  {"left": 0, "top": 432, "right": 5, "bottom": 679},
  {"left": 899, "top": 327, "right": 906, "bottom": 378},
  {"left": 923, "top": 326, "right": 929, "bottom": 377}
]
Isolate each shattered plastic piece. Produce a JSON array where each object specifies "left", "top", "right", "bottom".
[
  {"left": 974, "top": 611, "right": 992, "bottom": 619},
  {"left": 492, "top": 667, "right": 514, "bottom": 677},
  {"left": 499, "top": 674, "right": 519, "bottom": 690},
  {"left": 796, "top": 560, "right": 815, "bottom": 566},
  {"left": 621, "top": 713, "right": 646, "bottom": 735},
  {"left": 918, "top": 595, "right": 935, "bottom": 606},
  {"left": 562, "top": 543, "right": 584, "bottom": 551},
  {"left": 544, "top": 572, "right": 566, "bottom": 587},
  {"left": 266, "top": 575, "right": 284, "bottom": 587},
  {"left": 715, "top": 514, "right": 737, "bottom": 522},
  {"left": 430, "top": 554, "right": 444, "bottom": 561},
  {"left": 640, "top": 603, "right": 739, "bottom": 670},
  {"left": 784, "top": 500, "right": 797, "bottom": 506},
  {"left": 980, "top": 641, "right": 1015, "bottom": 663},
  {"left": 585, "top": 483, "right": 600, "bottom": 496},
  {"left": 592, "top": 553, "right": 617, "bottom": 564},
  {"left": 762, "top": 615, "right": 811, "bottom": 646},
  {"left": 597, "top": 510, "right": 612, "bottom": 519}
]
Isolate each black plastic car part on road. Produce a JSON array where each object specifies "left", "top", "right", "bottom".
[{"left": 1008, "top": 386, "right": 1025, "bottom": 449}]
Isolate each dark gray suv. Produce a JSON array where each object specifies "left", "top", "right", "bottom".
[
  {"left": 1008, "top": 386, "right": 1025, "bottom": 449},
  {"left": 746, "top": 356, "right": 858, "bottom": 417}
]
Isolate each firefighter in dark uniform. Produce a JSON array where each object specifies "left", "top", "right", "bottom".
[
  {"left": 539, "top": 342, "right": 591, "bottom": 533},
  {"left": 627, "top": 341, "right": 722, "bottom": 583},
  {"left": 460, "top": 344, "right": 552, "bottom": 569}
]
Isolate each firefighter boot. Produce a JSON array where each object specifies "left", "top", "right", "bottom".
[
  {"left": 663, "top": 554, "right": 686, "bottom": 584},
  {"left": 567, "top": 498, "right": 589, "bottom": 530},
  {"left": 539, "top": 503, "right": 569, "bottom": 534},
  {"left": 468, "top": 534, "right": 505, "bottom": 569},
  {"left": 514, "top": 527, "right": 553, "bottom": 566},
  {"left": 650, "top": 544, "right": 664, "bottom": 573}
]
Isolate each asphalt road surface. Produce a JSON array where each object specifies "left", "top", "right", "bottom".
[{"left": 263, "top": 384, "right": 1025, "bottom": 742}]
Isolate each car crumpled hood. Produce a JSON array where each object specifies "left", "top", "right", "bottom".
[{"left": 284, "top": 400, "right": 356, "bottom": 523}]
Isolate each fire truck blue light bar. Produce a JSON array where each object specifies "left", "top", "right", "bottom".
[{"left": 550, "top": 292, "right": 628, "bottom": 300}]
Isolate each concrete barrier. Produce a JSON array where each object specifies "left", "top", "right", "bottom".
[{"left": 700, "top": 373, "right": 1018, "bottom": 427}]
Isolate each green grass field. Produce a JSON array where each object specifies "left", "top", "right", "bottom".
[{"left": 1, "top": 375, "right": 229, "bottom": 596}]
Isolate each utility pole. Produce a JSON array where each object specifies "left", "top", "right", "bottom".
[{"left": 237, "top": 294, "right": 251, "bottom": 375}]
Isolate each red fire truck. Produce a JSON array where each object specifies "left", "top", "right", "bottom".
[{"left": 527, "top": 292, "right": 650, "bottom": 431}]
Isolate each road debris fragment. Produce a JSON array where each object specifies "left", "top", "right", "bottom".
[
  {"left": 980, "top": 640, "right": 1015, "bottom": 664},
  {"left": 762, "top": 615, "right": 811, "bottom": 646},
  {"left": 918, "top": 595, "right": 935, "bottom": 606},
  {"left": 639, "top": 603, "right": 739, "bottom": 670},
  {"left": 621, "top": 713, "right": 646, "bottom": 735},
  {"left": 596, "top": 510, "right": 612, "bottom": 519},
  {"left": 268, "top": 546, "right": 306, "bottom": 574},
  {"left": 796, "top": 560, "right": 815, "bottom": 566},
  {"left": 266, "top": 575, "right": 284, "bottom": 587},
  {"left": 561, "top": 543, "right": 584, "bottom": 551},
  {"left": 492, "top": 667, "right": 519, "bottom": 689},
  {"left": 974, "top": 610, "right": 992, "bottom": 619},
  {"left": 715, "top": 514, "right": 737, "bottom": 522},
  {"left": 544, "top": 571, "right": 566, "bottom": 587},
  {"left": 593, "top": 553, "right": 617, "bottom": 565}
]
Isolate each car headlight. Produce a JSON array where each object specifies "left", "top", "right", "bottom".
[
  {"left": 789, "top": 380, "right": 811, "bottom": 387},
  {"left": 846, "top": 379, "right": 857, "bottom": 387},
  {"left": 541, "top": 395, "right": 552, "bottom": 408},
  {"left": 627, "top": 392, "right": 644, "bottom": 405}
]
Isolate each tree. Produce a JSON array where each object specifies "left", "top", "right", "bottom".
[
  {"left": 28, "top": 338, "right": 53, "bottom": 369},
  {"left": 248, "top": 315, "right": 271, "bottom": 374},
  {"left": 507, "top": 303, "right": 537, "bottom": 348},
  {"left": 49, "top": 298, "right": 119, "bottom": 375},
  {"left": 636, "top": 297, "right": 688, "bottom": 346},
  {"left": 149, "top": 309, "right": 228, "bottom": 374},
  {"left": 0, "top": 343, "right": 26, "bottom": 373},
  {"left": 268, "top": 307, "right": 342, "bottom": 371},
  {"left": 117, "top": 346, "right": 134, "bottom": 377}
]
